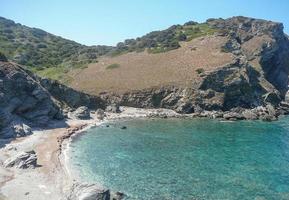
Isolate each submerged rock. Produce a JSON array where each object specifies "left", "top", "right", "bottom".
[
  {"left": 112, "top": 191, "right": 125, "bottom": 200},
  {"left": 4, "top": 150, "right": 37, "bottom": 169}
]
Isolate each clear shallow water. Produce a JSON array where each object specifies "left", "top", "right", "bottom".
[{"left": 70, "top": 117, "right": 289, "bottom": 200}]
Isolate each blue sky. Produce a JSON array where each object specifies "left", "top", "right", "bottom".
[{"left": 1, "top": 0, "right": 288, "bottom": 46}]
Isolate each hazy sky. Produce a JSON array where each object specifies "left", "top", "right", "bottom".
[{"left": 1, "top": 0, "right": 288, "bottom": 46}]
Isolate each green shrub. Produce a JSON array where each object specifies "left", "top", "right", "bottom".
[
  {"left": 196, "top": 68, "right": 205, "bottom": 74},
  {"left": 0, "top": 51, "right": 7, "bottom": 61},
  {"left": 106, "top": 63, "right": 120, "bottom": 70}
]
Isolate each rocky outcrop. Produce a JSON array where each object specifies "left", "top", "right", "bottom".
[
  {"left": 71, "top": 106, "right": 90, "bottom": 120},
  {"left": 3, "top": 150, "right": 37, "bottom": 169},
  {"left": 0, "top": 62, "right": 105, "bottom": 138},
  {"left": 40, "top": 78, "right": 106, "bottom": 110},
  {"left": 101, "top": 17, "right": 289, "bottom": 120},
  {"left": 67, "top": 183, "right": 110, "bottom": 200},
  {"left": 0, "top": 62, "right": 64, "bottom": 138}
]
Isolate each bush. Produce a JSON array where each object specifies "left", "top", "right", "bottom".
[
  {"left": 106, "top": 63, "right": 120, "bottom": 70},
  {"left": 196, "top": 68, "right": 204, "bottom": 74},
  {"left": 0, "top": 51, "right": 7, "bottom": 62}
]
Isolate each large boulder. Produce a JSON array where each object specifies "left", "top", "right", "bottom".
[
  {"left": 68, "top": 183, "right": 110, "bottom": 200},
  {"left": 11, "top": 123, "right": 33, "bottom": 137},
  {"left": 4, "top": 150, "right": 37, "bottom": 169},
  {"left": 105, "top": 104, "right": 121, "bottom": 113},
  {"left": 96, "top": 109, "right": 105, "bottom": 120},
  {"left": 242, "top": 109, "right": 258, "bottom": 120},
  {"left": 72, "top": 106, "right": 90, "bottom": 119}
]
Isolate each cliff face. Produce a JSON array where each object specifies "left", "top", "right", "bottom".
[
  {"left": 0, "top": 62, "right": 104, "bottom": 138},
  {"left": 103, "top": 17, "right": 289, "bottom": 114}
]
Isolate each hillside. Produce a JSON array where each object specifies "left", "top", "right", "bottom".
[
  {"left": 1, "top": 16, "right": 289, "bottom": 116},
  {"left": 0, "top": 17, "right": 217, "bottom": 82},
  {"left": 0, "top": 17, "right": 113, "bottom": 81},
  {"left": 71, "top": 16, "right": 289, "bottom": 115}
]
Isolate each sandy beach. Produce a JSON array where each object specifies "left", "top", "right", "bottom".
[{"left": 0, "top": 107, "right": 182, "bottom": 200}]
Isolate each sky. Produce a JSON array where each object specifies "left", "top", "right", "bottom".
[{"left": 1, "top": 0, "right": 289, "bottom": 46}]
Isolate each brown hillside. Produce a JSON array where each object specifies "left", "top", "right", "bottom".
[{"left": 69, "top": 35, "right": 233, "bottom": 94}]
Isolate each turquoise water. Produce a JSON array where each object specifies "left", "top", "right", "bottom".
[{"left": 70, "top": 117, "right": 289, "bottom": 200}]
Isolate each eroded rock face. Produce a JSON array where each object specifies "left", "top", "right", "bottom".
[
  {"left": 4, "top": 150, "right": 37, "bottom": 169},
  {"left": 0, "top": 62, "right": 63, "bottom": 138},
  {"left": 102, "top": 17, "right": 289, "bottom": 118},
  {"left": 40, "top": 78, "right": 106, "bottom": 110}
]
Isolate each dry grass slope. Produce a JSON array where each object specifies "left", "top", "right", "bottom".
[{"left": 69, "top": 35, "right": 234, "bottom": 95}]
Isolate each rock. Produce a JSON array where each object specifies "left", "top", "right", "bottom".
[
  {"left": 96, "top": 109, "right": 105, "bottom": 120},
  {"left": 175, "top": 102, "right": 194, "bottom": 114},
  {"left": 72, "top": 106, "right": 90, "bottom": 120},
  {"left": 242, "top": 109, "right": 258, "bottom": 120},
  {"left": 260, "top": 114, "right": 277, "bottom": 122},
  {"left": 105, "top": 104, "right": 121, "bottom": 113},
  {"left": 120, "top": 126, "right": 127, "bottom": 130},
  {"left": 12, "top": 123, "right": 32, "bottom": 137},
  {"left": 0, "top": 62, "right": 64, "bottom": 138},
  {"left": 4, "top": 150, "right": 37, "bottom": 169},
  {"left": 223, "top": 112, "right": 245, "bottom": 120},
  {"left": 32, "top": 87, "right": 48, "bottom": 100},
  {"left": 68, "top": 183, "right": 110, "bottom": 200},
  {"left": 112, "top": 191, "right": 125, "bottom": 200},
  {"left": 266, "top": 104, "right": 276, "bottom": 117}
]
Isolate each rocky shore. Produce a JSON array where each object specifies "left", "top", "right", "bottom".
[
  {"left": 0, "top": 106, "right": 188, "bottom": 200},
  {"left": 2, "top": 102, "right": 289, "bottom": 200},
  {"left": 1, "top": 16, "right": 289, "bottom": 200}
]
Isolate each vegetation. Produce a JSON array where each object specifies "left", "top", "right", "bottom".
[
  {"left": 0, "top": 17, "right": 113, "bottom": 72},
  {"left": 106, "top": 63, "right": 120, "bottom": 70},
  {"left": 109, "top": 22, "right": 216, "bottom": 55},
  {"left": 0, "top": 16, "right": 218, "bottom": 82},
  {"left": 0, "top": 51, "right": 7, "bottom": 62},
  {"left": 196, "top": 68, "right": 205, "bottom": 74}
]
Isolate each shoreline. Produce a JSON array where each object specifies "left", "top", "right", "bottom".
[
  {"left": 0, "top": 107, "right": 184, "bottom": 200},
  {"left": 0, "top": 106, "right": 287, "bottom": 200}
]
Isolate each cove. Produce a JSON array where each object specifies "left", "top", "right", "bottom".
[{"left": 69, "top": 117, "right": 289, "bottom": 200}]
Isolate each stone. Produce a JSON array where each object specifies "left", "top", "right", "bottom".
[
  {"left": 32, "top": 87, "right": 48, "bottom": 100},
  {"left": 12, "top": 123, "right": 32, "bottom": 137},
  {"left": 112, "top": 191, "right": 125, "bottom": 200},
  {"left": 175, "top": 102, "right": 194, "bottom": 114},
  {"left": 105, "top": 104, "right": 121, "bottom": 113},
  {"left": 223, "top": 112, "right": 245, "bottom": 120},
  {"left": 242, "top": 109, "right": 258, "bottom": 120},
  {"left": 96, "top": 109, "right": 105, "bottom": 120},
  {"left": 266, "top": 104, "right": 276, "bottom": 117},
  {"left": 4, "top": 150, "right": 37, "bottom": 169},
  {"left": 72, "top": 106, "right": 90, "bottom": 120},
  {"left": 68, "top": 183, "right": 110, "bottom": 200}
]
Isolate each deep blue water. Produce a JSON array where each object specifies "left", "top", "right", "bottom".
[{"left": 70, "top": 117, "right": 289, "bottom": 200}]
